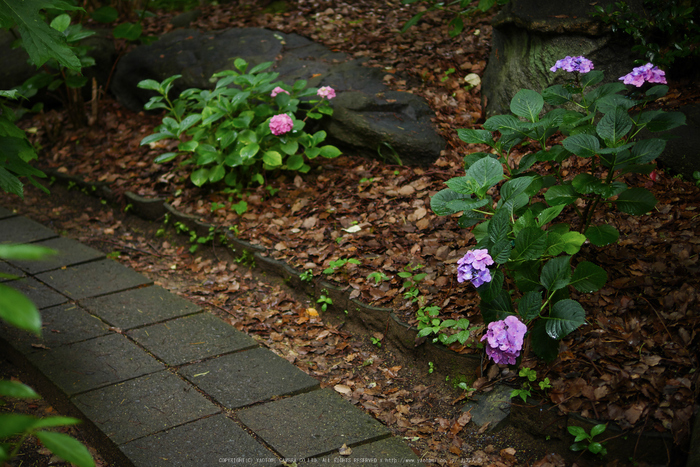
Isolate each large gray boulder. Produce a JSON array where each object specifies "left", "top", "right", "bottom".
[
  {"left": 111, "top": 28, "right": 444, "bottom": 166},
  {"left": 481, "top": 0, "right": 641, "bottom": 116}
]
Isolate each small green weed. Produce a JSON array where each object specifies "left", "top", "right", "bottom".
[
  {"left": 359, "top": 177, "right": 375, "bottom": 186},
  {"left": 398, "top": 263, "right": 426, "bottom": 303},
  {"left": 415, "top": 305, "right": 478, "bottom": 347},
  {"left": 231, "top": 200, "right": 248, "bottom": 215},
  {"left": 457, "top": 381, "right": 476, "bottom": 394},
  {"left": 367, "top": 271, "right": 390, "bottom": 284},
  {"left": 440, "top": 67, "right": 455, "bottom": 82},
  {"left": 323, "top": 258, "right": 361, "bottom": 275},
  {"left": 377, "top": 141, "right": 402, "bottom": 166},
  {"left": 317, "top": 291, "right": 333, "bottom": 312},
  {"left": 300, "top": 270, "right": 313, "bottom": 282},
  {"left": 569, "top": 424, "right": 608, "bottom": 456},
  {"left": 234, "top": 249, "right": 256, "bottom": 268},
  {"left": 511, "top": 368, "right": 551, "bottom": 403}
]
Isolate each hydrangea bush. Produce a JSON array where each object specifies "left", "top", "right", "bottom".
[
  {"left": 138, "top": 58, "right": 341, "bottom": 189},
  {"left": 433, "top": 57, "right": 685, "bottom": 361}
]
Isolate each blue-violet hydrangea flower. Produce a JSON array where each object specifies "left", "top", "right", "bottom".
[
  {"left": 619, "top": 63, "right": 667, "bottom": 87},
  {"left": 457, "top": 249, "right": 494, "bottom": 288},
  {"left": 480, "top": 315, "right": 527, "bottom": 365},
  {"left": 550, "top": 56, "right": 594, "bottom": 73}
]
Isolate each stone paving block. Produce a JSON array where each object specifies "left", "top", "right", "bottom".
[
  {"left": 120, "top": 414, "right": 281, "bottom": 467},
  {"left": 0, "top": 303, "right": 110, "bottom": 352},
  {"left": 26, "top": 333, "right": 163, "bottom": 396},
  {"left": 79, "top": 285, "right": 201, "bottom": 329},
  {"left": 72, "top": 370, "right": 220, "bottom": 445},
  {"left": 5, "top": 277, "right": 68, "bottom": 309},
  {"left": 0, "top": 206, "right": 16, "bottom": 219},
  {"left": 324, "top": 437, "right": 425, "bottom": 467},
  {"left": 179, "top": 347, "right": 319, "bottom": 408},
  {"left": 36, "top": 259, "right": 152, "bottom": 300},
  {"left": 461, "top": 383, "right": 513, "bottom": 432},
  {"left": 128, "top": 312, "right": 258, "bottom": 366},
  {"left": 7, "top": 236, "right": 105, "bottom": 274},
  {"left": 0, "top": 216, "right": 58, "bottom": 244},
  {"left": 0, "top": 261, "right": 24, "bottom": 281},
  {"left": 238, "top": 389, "right": 391, "bottom": 459}
]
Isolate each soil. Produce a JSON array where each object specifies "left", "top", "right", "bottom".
[{"left": 2, "top": 0, "right": 700, "bottom": 466}]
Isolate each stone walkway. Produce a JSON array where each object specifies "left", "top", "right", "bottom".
[{"left": 0, "top": 206, "right": 424, "bottom": 467}]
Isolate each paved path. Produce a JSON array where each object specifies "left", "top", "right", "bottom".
[{"left": 0, "top": 206, "right": 424, "bottom": 467}]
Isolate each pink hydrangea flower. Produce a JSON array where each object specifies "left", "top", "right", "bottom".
[
  {"left": 269, "top": 114, "right": 293, "bottom": 136},
  {"left": 550, "top": 56, "right": 594, "bottom": 73},
  {"left": 271, "top": 86, "right": 290, "bottom": 97},
  {"left": 457, "top": 249, "right": 494, "bottom": 288},
  {"left": 481, "top": 315, "right": 528, "bottom": 365},
  {"left": 619, "top": 63, "right": 667, "bottom": 87},
  {"left": 317, "top": 86, "right": 336, "bottom": 99}
]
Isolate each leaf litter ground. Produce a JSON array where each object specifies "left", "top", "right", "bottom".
[{"left": 6, "top": 0, "right": 700, "bottom": 465}]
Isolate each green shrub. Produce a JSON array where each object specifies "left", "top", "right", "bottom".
[{"left": 139, "top": 59, "right": 341, "bottom": 190}]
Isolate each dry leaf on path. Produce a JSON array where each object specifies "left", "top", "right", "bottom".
[{"left": 338, "top": 444, "right": 352, "bottom": 456}]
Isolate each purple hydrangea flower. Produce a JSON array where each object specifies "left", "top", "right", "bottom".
[
  {"left": 480, "top": 315, "right": 528, "bottom": 365},
  {"left": 472, "top": 268, "right": 492, "bottom": 288},
  {"left": 619, "top": 63, "right": 667, "bottom": 87},
  {"left": 457, "top": 249, "right": 494, "bottom": 288},
  {"left": 550, "top": 56, "right": 595, "bottom": 74}
]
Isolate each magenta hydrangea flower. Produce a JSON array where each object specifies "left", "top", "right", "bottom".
[
  {"left": 271, "top": 86, "right": 290, "bottom": 97},
  {"left": 550, "top": 56, "right": 595, "bottom": 73},
  {"left": 457, "top": 249, "right": 494, "bottom": 288},
  {"left": 619, "top": 63, "right": 667, "bottom": 87},
  {"left": 480, "top": 315, "right": 527, "bottom": 365},
  {"left": 317, "top": 86, "right": 336, "bottom": 99},
  {"left": 269, "top": 114, "right": 293, "bottom": 136}
]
